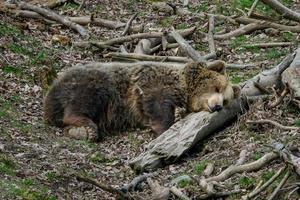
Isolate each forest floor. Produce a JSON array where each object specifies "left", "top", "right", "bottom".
[{"left": 0, "top": 0, "right": 300, "bottom": 199}]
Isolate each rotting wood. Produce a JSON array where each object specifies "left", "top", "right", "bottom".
[{"left": 19, "top": 2, "right": 89, "bottom": 37}]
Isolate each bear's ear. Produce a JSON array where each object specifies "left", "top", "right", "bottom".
[
  {"left": 207, "top": 60, "right": 226, "bottom": 75},
  {"left": 232, "top": 85, "right": 241, "bottom": 98},
  {"left": 133, "top": 86, "right": 144, "bottom": 97}
]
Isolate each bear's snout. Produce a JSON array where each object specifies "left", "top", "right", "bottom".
[{"left": 210, "top": 104, "right": 223, "bottom": 112}]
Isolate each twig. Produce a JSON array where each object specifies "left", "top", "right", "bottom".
[
  {"left": 246, "top": 119, "right": 299, "bottom": 131},
  {"left": 267, "top": 170, "right": 291, "bottom": 200},
  {"left": 122, "top": 13, "right": 138, "bottom": 36},
  {"left": 77, "top": 0, "right": 85, "bottom": 10},
  {"left": 203, "top": 163, "right": 214, "bottom": 176},
  {"left": 171, "top": 29, "right": 206, "bottom": 62},
  {"left": 19, "top": 2, "right": 89, "bottom": 37},
  {"left": 260, "top": 0, "right": 300, "bottom": 23},
  {"left": 75, "top": 175, "right": 129, "bottom": 198},
  {"left": 214, "top": 22, "right": 268, "bottom": 40},
  {"left": 247, "top": 0, "right": 259, "bottom": 17},
  {"left": 170, "top": 186, "right": 191, "bottom": 200},
  {"left": 243, "top": 42, "right": 294, "bottom": 48},
  {"left": 243, "top": 166, "right": 287, "bottom": 199},
  {"left": 225, "top": 63, "right": 259, "bottom": 69},
  {"left": 253, "top": 81, "right": 272, "bottom": 94},
  {"left": 207, "top": 15, "right": 216, "bottom": 59},
  {"left": 287, "top": 186, "right": 299, "bottom": 199}
]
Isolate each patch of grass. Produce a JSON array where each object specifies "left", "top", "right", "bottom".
[
  {"left": 158, "top": 16, "right": 173, "bottom": 27},
  {"left": 128, "top": 132, "right": 141, "bottom": 147},
  {"left": 2, "top": 65, "right": 23, "bottom": 75},
  {"left": 244, "top": 46, "right": 260, "bottom": 53},
  {"left": 266, "top": 48, "right": 288, "bottom": 60},
  {"left": 294, "top": 119, "right": 300, "bottom": 127},
  {"left": 89, "top": 152, "right": 106, "bottom": 163},
  {"left": 230, "top": 35, "right": 247, "bottom": 49},
  {"left": 45, "top": 171, "right": 59, "bottom": 182},
  {"left": 239, "top": 176, "right": 256, "bottom": 188},
  {"left": 177, "top": 179, "right": 190, "bottom": 188},
  {"left": 0, "top": 23, "right": 21, "bottom": 37},
  {"left": 62, "top": 2, "right": 79, "bottom": 9},
  {"left": 176, "top": 23, "right": 189, "bottom": 30},
  {"left": 0, "top": 155, "right": 16, "bottom": 176},
  {"left": 251, "top": 152, "right": 263, "bottom": 160},
  {"left": 281, "top": 31, "right": 296, "bottom": 42},
  {"left": 230, "top": 75, "right": 242, "bottom": 84},
  {"left": 261, "top": 170, "right": 275, "bottom": 183},
  {"left": 232, "top": 0, "right": 273, "bottom": 15},
  {"left": 31, "top": 51, "right": 47, "bottom": 65},
  {"left": 194, "top": 160, "right": 208, "bottom": 175},
  {"left": 10, "top": 181, "right": 56, "bottom": 200},
  {"left": 193, "top": 2, "right": 209, "bottom": 13}
]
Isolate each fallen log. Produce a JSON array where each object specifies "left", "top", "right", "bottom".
[
  {"left": 240, "top": 53, "right": 295, "bottom": 96},
  {"left": 19, "top": 2, "right": 89, "bottom": 37},
  {"left": 282, "top": 47, "right": 300, "bottom": 99},
  {"left": 130, "top": 97, "right": 248, "bottom": 172}
]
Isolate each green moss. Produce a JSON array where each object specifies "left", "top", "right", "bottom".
[
  {"left": 261, "top": 170, "right": 275, "bottom": 183},
  {"left": 281, "top": 31, "right": 296, "bottom": 42},
  {"left": 294, "top": 119, "right": 300, "bottom": 127},
  {"left": 266, "top": 48, "right": 288, "bottom": 59},
  {"left": 230, "top": 76, "right": 242, "bottom": 84},
  {"left": 230, "top": 35, "right": 247, "bottom": 49},
  {"left": 158, "top": 16, "right": 173, "bottom": 27}
]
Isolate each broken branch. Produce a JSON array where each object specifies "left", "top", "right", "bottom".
[{"left": 246, "top": 119, "right": 299, "bottom": 131}]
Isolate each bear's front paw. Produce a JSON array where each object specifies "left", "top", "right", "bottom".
[{"left": 65, "top": 126, "right": 98, "bottom": 142}]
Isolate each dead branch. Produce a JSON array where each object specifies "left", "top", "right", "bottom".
[
  {"left": 243, "top": 42, "right": 294, "bottom": 48},
  {"left": 122, "top": 13, "right": 138, "bottom": 36},
  {"left": 171, "top": 29, "right": 206, "bottom": 62},
  {"left": 246, "top": 119, "right": 299, "bottom": 131},
  {"left": 134, "top": 39, "right": 153, "bottom": 55},
  {"left": 93, "top": 26, "right": 196, "bottom": 47},
  {"left": 240, "top": 53, "right": 295, "bottom": 96},
  {"left": 242, "top": 166, "right": 287, "bottom": 199},
  {"left": 19, "top": 2, "right": 89, "bottom": 37},
  {"left": 77, "top": 0, "right": 85, "bottom": 10},
  {"left": 75, "top": 175, "right": 129, "bottom": 198},
  {"left": 260, "top": 0, "right": 300, "bottom": 23},
  {"left": 207, "top": 15, "right": 216, "bottom": 59},
  {"left": 247, "top": 0, "right": 259, "bottom": 17},
  {"left": 267, "top": 83, "right": 289, "bottom": 108},
  {"left": 214, "top": 22, "right": 268, "bottom": 40},
  {"left": 104, "top": 52, "right": 191, "bottom": 63},
  {"left": 170, "top": 186, "right": 191, "bottom": 200},
  {"left": 235, "top": 17, "right": 300, "bottom": 33},
  {"left": 146, "top": 178, "right": 170, "bottom": 200},
  {"left": 282, "top": 47, "right": 300, "bottom": 99},
  {"left": 206, "top": 152, "right": 279, "bottom": 182},
  {"left": 267, "top": 170, "right": 291, "bottom": 200},
  {"left": 225, "top": 63, "right": 259, "bottom": 69},
  {"left": 121, "top": 173, "right": 154, "bottom": 192}
]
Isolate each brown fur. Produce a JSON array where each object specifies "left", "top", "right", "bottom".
[{"left": 43, "top": 62, "right": 238, "bottom": 140}]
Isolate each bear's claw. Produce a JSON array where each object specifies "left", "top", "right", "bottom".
[{"left": 65, "top": 126, "right": 98, "bottom": 141}]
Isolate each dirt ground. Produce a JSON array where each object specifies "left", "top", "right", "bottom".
[{"left": 0, "top": 0, "right": 300, "bottom": 199}]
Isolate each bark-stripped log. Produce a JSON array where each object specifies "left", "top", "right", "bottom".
[{"left": 130, "top": 97, "right": 248, "bottom": 172}]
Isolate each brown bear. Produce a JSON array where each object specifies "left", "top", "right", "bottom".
[{"left": 43, "top": 62, "right": 239, "bottom": 141}]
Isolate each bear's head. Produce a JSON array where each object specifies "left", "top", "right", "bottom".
[
  {"left": 183, "top": 61, "right": 240, "bottom": 113},
  {"left": 128, "top": 65, "right": 185, "bottom": 135}
]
